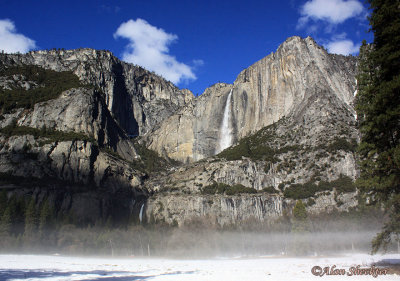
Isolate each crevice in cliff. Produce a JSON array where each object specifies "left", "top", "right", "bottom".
[{"left": 111, "top": 62, "right": 139, "bottom": 136}]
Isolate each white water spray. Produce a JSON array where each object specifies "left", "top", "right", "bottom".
[
  {"left": 139, "top": 203, "right": 144, "bottom": 223},
  {"left": 353, "top": 79, "right": 358, "bottom": 120},
  {"left": 216, "top": 89, "right": 233, "bottom": 153},
  {"left": 353, "top": 79, "right": 358, "bottom": 97}
]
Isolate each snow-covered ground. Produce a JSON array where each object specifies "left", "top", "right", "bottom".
[{"left": 0, "top": 253, "right": 399, "bottom": 281}]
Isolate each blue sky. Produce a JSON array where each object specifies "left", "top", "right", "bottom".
[{"left": 0, "top": 0, "right": 372, "bottom": 95}]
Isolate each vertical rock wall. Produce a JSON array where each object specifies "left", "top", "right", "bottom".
[{"left": 147, "top": 36, "right": 357, "bottom": 162}]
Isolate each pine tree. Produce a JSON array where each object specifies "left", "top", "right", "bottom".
[
  {"left": 39, "top": 199, "right": 53, "bottom": 239},
  {"left": 0, "top": 190, "right": 7, "bottom": 217},
  {"left": 290, "top": 200, "right": 310, "bottom": 255},
  {"left": 291, "top": 200, "right": 309, "bottom": 233},
  {"left": 0, "top": 206, "right": 12, "bottom": 236},
  {"left": 355, "top": 0, "right": 400, "bottom": 253},
  {"left": 24, "top": 198, "right": 38, "bottom": 239}
]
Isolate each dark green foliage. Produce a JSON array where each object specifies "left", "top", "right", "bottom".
[
  {"left": 201, "top": 182, "right": 229, "bottom": 194},
  {"left": 306, "top": 198, "right": 316, "bottom": 206},
  {"left": 216, "top": 121, "right": 309, "bottom": 163},
  {"left": 217, "top": 137, "right": 281, "bottom": 161},
  {"left": 0, "top": 65, "right": 86, "bottom": 113},
  {"left": 0, "top": 124, "right": 95, "bottom": 144},
  {"left": 261, "top": 186, "right": 277, "bottom": 194},
  {"left": 39, "top": 199, "right": 54, "bottom": 238},
  {"left": 326, "top": 138, "right": 358, "bottom": 153},
  {"left": 290, "top": 200, "right": 310, "bottom": 255},
  {"left": 201, "top": 182, "right": 257, "bottom": 195},
  {"left": 284, "top": 182, "right": 320, "bottom": 199},
  {"left": 314, "top": 138, "right": 358, "bottom": 153},
  {"left": 130, "top": 141, "right": 172, "bottom": 174},
  {"left": 0, "top": 190, "right": 6, "bottom": 217},
  {"left": 292, "top": 200, "right": 308, "bottom": 222},
  {"left": 2, "top": 196, "right": 26, "bottom": 235},
  {"left": 226, "top": 184, "right": 257, "bottom": 195},
  {"left": 284, "top": 175, "right": 356, "bottom": 199},
  {"left": 217, "top": 124, "right": 280, "bottom": 162},
  {"left": 321, "top": 175, "right": 357, "bottom": 194},
  {"left": 355, "top": 0, "right": 400, "bottom": 253},
  {"left": 24, "top": 198, "right": 37, "bottom": 239},
  {"left": 0, "top": 205, "right": 12, "bottom": 235},
  {"left": 0, "top": 172, "right": 45, "bottom": 185}
]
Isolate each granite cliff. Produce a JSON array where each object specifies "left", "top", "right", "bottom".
[
  {"left": 0, "top": 36, "right": 360, "bottom": 226},
  {"left": 147, "top": 36, "right": 357, "bottom": 163}
]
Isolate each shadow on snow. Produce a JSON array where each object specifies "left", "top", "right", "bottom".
[{"left": 0, "top": 269, "right": 197, "bottom": 280}]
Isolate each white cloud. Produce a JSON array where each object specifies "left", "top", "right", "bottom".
[
  {"left": 0, "top": 19, "right": 36, "bottom": 53},
  {"left": 114, "top": 18, "right": 197, "bottom": 85},
  {"left": 192, "top": 59, "right": 204, "bottom": 67},
  {"left": 298, "top": 0, "right": 364, "bottom": 28},
  {"left": 325, "top": 39, "right": 360, "bottom": 55}
]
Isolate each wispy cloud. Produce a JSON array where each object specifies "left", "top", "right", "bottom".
[
  {"left": 297, "top": 0, "right": 364, "bottom": 28},
  {"left": 114, "top": 18, "right": 197, "bottom": 85},
  {"left": 99, "top": 5, "right": 120, "bottom": 14},
  {"left": 325, "top": 39, "right": 360, "bottom": 55},
  {"left": 296, "top": 0, "right": 365, "bottom": 56},
  {"left": 0, "top": 19, "right": 36, "bottom": 53}
]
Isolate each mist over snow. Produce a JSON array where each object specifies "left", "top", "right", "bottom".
[
  {"left": 0, "top": 253, "right": 399, "bottom": 281},
  {"left": 114, "top": 18, "right": 198, "bottom": 85}
]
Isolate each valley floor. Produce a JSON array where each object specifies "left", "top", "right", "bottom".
[{"left": 0, "top": 253, "right": 399, "bottom": 281}]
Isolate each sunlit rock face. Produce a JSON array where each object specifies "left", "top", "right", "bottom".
[
  {"left": 1, "top": 48, "right": 193, "bottom": 138},
  {"left": 143, "top": 191, "right": 358, "bottom": 226},
  {"left": 145, "top": 194, "right": 285, "bottom": 226},
  {"left": 0, "top": 36, "right": 360, "bottom": 226},
  {"left": 147, "top": 36, "right": 357, "bottom": 162},
  {"left": 231, "top": 36, "right": 356, "bottom": 139},
  {"left": 146, "top": 82, "right": 233, "bottom": 163}
]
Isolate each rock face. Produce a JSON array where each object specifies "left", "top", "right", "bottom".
[
  {"left": 144, "top": 191, "right": 358, "bottom": 226},
  {"left": 140, "top": 36, "right": 360, "bottom": 225},
  {"left": 147, "top": 36, "right": 357, "bottom": 163},
  {"left": 0, "top": 36, "right": 361, "bottom": 227},
  {"left": 145, "top": 194, "right": 286, "bottom": 226},
  {"left": 0, "top": 134, "right": 146, "bottom": 224},
  {"left": 1, "top": 49, "right": 193, "bottom": 137},
  {"left": 146, "top": 83, "right": 233, "bottom": 162}
]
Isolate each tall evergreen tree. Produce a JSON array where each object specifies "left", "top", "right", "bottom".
[
  {"left": 39, "top": 199, "right": 54, "bottom": 239},
  {"left": 356, "top": 0, "right": 400, "bottom": 253},
  {"left": 0, "top": 190, "right": 7, "bottom": 217},
  {"left": 0, "top": 206, "right": 12, "bottom": 236},
  {"left": 24, "top": 197, "right": 37, "bottom": 239},
  {"left": 291, "top": 200, "right": 309, "bottom": 233},
  {"left": 290, "top": 200, "right": 310, "bottom": 255}
]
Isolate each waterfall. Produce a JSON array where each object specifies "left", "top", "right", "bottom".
[
  {"left": 353, "top": 79, "right": 358, "bottom": 120},
  {"left": 139, "top": 203, "right": 144, "bottom": 223},
  {"left": 353, "top": 79, "right": 358, "bottom": 96},
  {"left": 216, "top": 89, "right": 233, "bottom": 153}
]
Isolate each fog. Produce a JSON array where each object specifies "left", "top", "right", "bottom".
[
  {"left": 1, "top": 224, "right": 400, "bottom": 280},
  {"left": 3, "top": 228, "right": 398, "bottom": 259},
  {"left": 2, "top": 208, "right": 399, "bottom": 259},
  {"left": 92, "top": 230, "right": 398, "bottom": 258}
]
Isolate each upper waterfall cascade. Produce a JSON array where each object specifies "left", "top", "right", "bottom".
[{"left": 216, "top": 89, "right": 233, "bottom": 154}]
